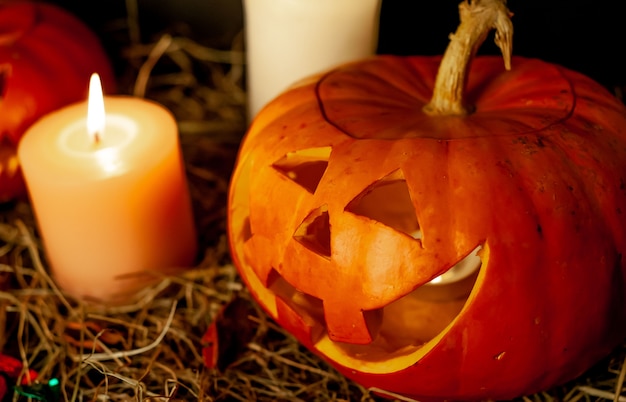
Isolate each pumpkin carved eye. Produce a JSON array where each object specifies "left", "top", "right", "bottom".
[
  {"left": 272, "top": 147, "right": 330, "bottom": 194},
  {"left": 346, "top": 169, "right": 420, "bottom": 239}
]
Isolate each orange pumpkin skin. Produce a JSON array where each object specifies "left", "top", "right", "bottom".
[
  {"left": 228, "top": 55, "right": 626, "bottom": 400},
  {"left": 0, "top": 1, "right": 116, "bottom": 202}
]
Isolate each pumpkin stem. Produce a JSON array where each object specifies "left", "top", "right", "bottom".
[{"left": 423, "top": 0, "right": 513, "bottom": 116}]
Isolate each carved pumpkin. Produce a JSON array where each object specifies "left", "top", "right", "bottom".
[
  {"left": 228, "top": 0, "right": 626, "bottom": 400},
  {"left": 0, "top": 1, "right": 115, "bottom": 202}
]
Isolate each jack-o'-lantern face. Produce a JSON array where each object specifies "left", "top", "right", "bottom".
[
  {"left": 232, "top": 141, "right": 489, "bottom": 372},
  {"left": 227, "top": 55, "right": 626, "bottom": 401},
  {"left": 233, "top": 140, "right": 485, "bottom": 371}
]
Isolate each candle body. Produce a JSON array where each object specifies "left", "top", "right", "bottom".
[
  {"left": 243, "top": 0, "right": 382, "bottom": 119},
  {"left": 18, "top": 97, "right": 197, "bottom": 303}
]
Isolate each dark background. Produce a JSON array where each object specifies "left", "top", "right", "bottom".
[{"left": 46, "top": 0, "right": 626, "bottom": 92}]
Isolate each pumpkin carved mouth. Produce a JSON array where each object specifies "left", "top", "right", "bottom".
[{"left": 268, "top": 245, "right": 483, "bottom": 373}]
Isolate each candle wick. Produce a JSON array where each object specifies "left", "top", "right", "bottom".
[{"left": 94, "top": 132, "right": 101, "bottom": 145}]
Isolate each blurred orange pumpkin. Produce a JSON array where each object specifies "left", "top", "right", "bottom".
[
  {"left": 0, "top": 1, "right": 115, "bottom": 202},
  {"left": 228, "top": 0, "right": 626, "bottom": 400}
]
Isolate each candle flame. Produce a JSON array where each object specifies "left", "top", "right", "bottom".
[{"left": 87, "top": 73, "right": 105, "bottom": 144}]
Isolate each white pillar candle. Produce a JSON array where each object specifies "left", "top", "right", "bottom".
[
  {"left": 243, "top": 0, "right": 382, "bottom": 119},
  {"left": 18, "top": 75, "right": 197, "bottom": 304}
]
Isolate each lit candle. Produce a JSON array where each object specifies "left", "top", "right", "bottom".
[
  {"left": 243, "top": 0, "right": 382, "bottom": 119},
  {"left": 18, "top": 74, "right": 197, "bottom": 303}
]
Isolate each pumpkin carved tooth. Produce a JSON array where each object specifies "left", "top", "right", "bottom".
[{"left": 260, "top": 241, "right": 482, "bottom": 352}]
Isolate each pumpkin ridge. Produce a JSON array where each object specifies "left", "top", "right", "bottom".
[
  {"left": 551, "top": 121, "right": 626, "bottom": 250},
  {"left": 561, "top": 112, "right": 624, "bottom": 189},
  {"left": 313, "top": 70, "right": 420, "bottom": 141},
  {"left": 337, "top": 56, "right": 436, "bottom": 105}
]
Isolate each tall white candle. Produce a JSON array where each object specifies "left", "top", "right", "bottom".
[{"left": 243, "top": 0, "right": 382, "bottom": 120}]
